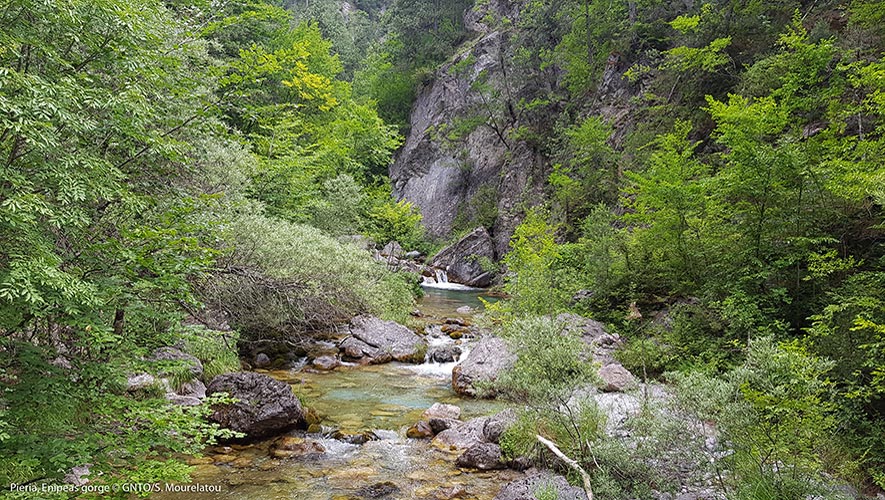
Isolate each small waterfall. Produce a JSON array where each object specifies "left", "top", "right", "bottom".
[{"left": 420, "top": 266, "right": 482, "bottom": 290}]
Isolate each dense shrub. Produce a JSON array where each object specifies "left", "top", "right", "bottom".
[{"left": 202, "top": 208, "right": 415, "bottom": 339}]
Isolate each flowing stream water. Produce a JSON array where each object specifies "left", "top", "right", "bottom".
[{"left": 158, "top": 287, "right": 518, "bottom": 500}]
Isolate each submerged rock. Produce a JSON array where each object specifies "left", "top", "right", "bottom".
[
  {"left": 357, "top": 481, "right": 399, "bottom": 498},
  {"left": 340, "top": 315, "right": 427, "bottom": 364},
  {"left": 429, "top": 227, "right": 496, "bottom": 287},
  {"left": 269, "top": 436, "right": 325, "bottom": 459},
  {"left": 206, "top": 372, "right": 305, "bottom": 438},
  {"left": 331, "top": 430, "right": 378, "bottom": 445},
  {"left": 452, "top": 336, "right": 515, "bottom": 397}
]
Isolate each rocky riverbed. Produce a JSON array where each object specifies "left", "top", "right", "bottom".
[{"left": 155, "top": 287, "right": 527, "bottom": 500}]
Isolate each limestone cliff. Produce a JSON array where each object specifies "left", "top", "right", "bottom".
[
  {"left": 389, "top": 1, "right": 548, "bottom": 257},
  {"left": 390, "top": 0, "right": 637, "bottom": 257}
]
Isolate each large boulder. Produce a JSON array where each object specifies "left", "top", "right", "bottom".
[
  {"left": 206, "top": 372, "right": 305, "bottom": 438},
  {"left": 339, "top": 315, "right": 427, "bottom": 364},
  {"left": 493, "top": 472, "right": 587, "bottom": 500},
  {"left": 452, "top": 336, "right": 515, "bottom": 397},
  {"left": 429, "top": 227, "right": 496, "bottom": 287}
]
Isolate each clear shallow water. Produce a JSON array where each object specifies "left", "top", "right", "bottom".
[
  {"left": 156, "top": 289, "right": 516, "bottom": 500},
  {"left": 417, "top": 287, "right": 499, "bottom": 318}
]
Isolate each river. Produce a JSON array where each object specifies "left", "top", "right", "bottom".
[{"left": 157, "top": 287, "right": 519, "bottom": 500}]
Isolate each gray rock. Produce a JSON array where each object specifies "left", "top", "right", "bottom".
[
  {"left": 456, "top": 305, "right": 474, "bottom": 314},
  {"left": 493, "top": 472, "right": 587, "bottom": 500},
  {"left": 380, "top": 241, "right": 403, "bottom": 257},
  {"left": 149, "top": 347, "right": 203, "bottom": 379},
  {"left": 253, "top": 353, "right": 271, "bottom": 368},
  {"left": 404, "top": 250, "right": 422, "bottom": 260},
  {"left": 556, "top": 313, "right": 620, "bottom": 365},
  {"left": 126, "top": 373, "right": 158, "bottom": 392},
  {"left": 598, "top": 363, "right": 637, "bottom": 392},
  {"left": 64, "top": 464, "right": 91, "bottom": 486},
  {"left": 456, "top": 442, "right": 506, "bottom": 470},
  {"left": 357, "top": 481, "right": 399, "bottom": 498},
  {"left": 482, "top": 409, "right": 516, "bottom": 444},
  {"left": 429, "top": 227, "right": 496, "bottom": 287},
  {"left": 433, "top": 416, "right": 490, "bottom": 450},
  {"left": 422, "top": 403, "right": 462, "bottom": 420},
  {"left": 178, "top": 379, "right": 207, "bottom": 398},
  {"left": 339, "top": 234, "right": 375, "bottom": 251},
  {"left": 429, "top": 418, "right": 458, "bottom": 434},
  {"left": 571, "top": 289, "right": 595, "bottom": 303},
  {"left": 452, "top": 336, "right": 515, "bottom": 397},
  {"left": 428, "top": 344, "right": 462, "bottom": 363},
  {"left": 433, "top": 410, "right": 513, "bottom": 450},
  {"left": 340, "top": 315, "right": 427, "bottom": 364},
  {"left": 311, "top": 355, "right": 340, "bottom": 371},
  {"left": 166, "top": 394, "right": 202, "bottom": 406},
  {"left": 206, "top": 372, "right": 305, "bottom": 438}
]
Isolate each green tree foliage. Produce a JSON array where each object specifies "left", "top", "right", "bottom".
[
  {"left": 672, "top": 338, "right": 845, "bottom": 499},
  {"left": 352, "top": 0, "right": 473, "bottom": 130},
  {"left": 487, "top": 2, "right": 884, "bottom": 490},
  {"left": 0, "top": 0, "right": 414, "bottom": 489}
]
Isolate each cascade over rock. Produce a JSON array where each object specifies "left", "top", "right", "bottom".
[{"left": 429, "top": 227, "right": 496, "bottom": 287}]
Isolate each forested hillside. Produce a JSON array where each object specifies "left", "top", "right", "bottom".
[{"left": 1, "top": 0, "right": 883, "bottom": 498}]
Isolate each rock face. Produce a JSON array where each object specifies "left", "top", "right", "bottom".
[
  {"left": 429, "top": 227, "right": 496, "bottom": 287},
  {"left": 339, "top": 315, "right": 427, "bottom": 364},
  {"left": 493, "top": 472, "right": 587, "bottom": 500},
  {"left": 452, "top": 336, "right": 515, "bottom": 396},
  {"left": 206, "top": 372, "right": 305, "bottom": 438},
  {"left": 389, "top": 4, "right": 549, "bottom": 257}
]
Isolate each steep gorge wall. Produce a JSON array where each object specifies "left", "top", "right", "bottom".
[
  {"left": 390, "top": 0, "right": 637, "bottom": 257},
  {"left": 390, "top": 1, "right": 547, "bottom": 257}
]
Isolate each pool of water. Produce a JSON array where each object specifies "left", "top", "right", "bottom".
[
  {"left": 156, "top": 288, "right": 517, "bottom": 500},
  {"left": 417, "top": 287, "right": 499, "bottom": 318}
]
